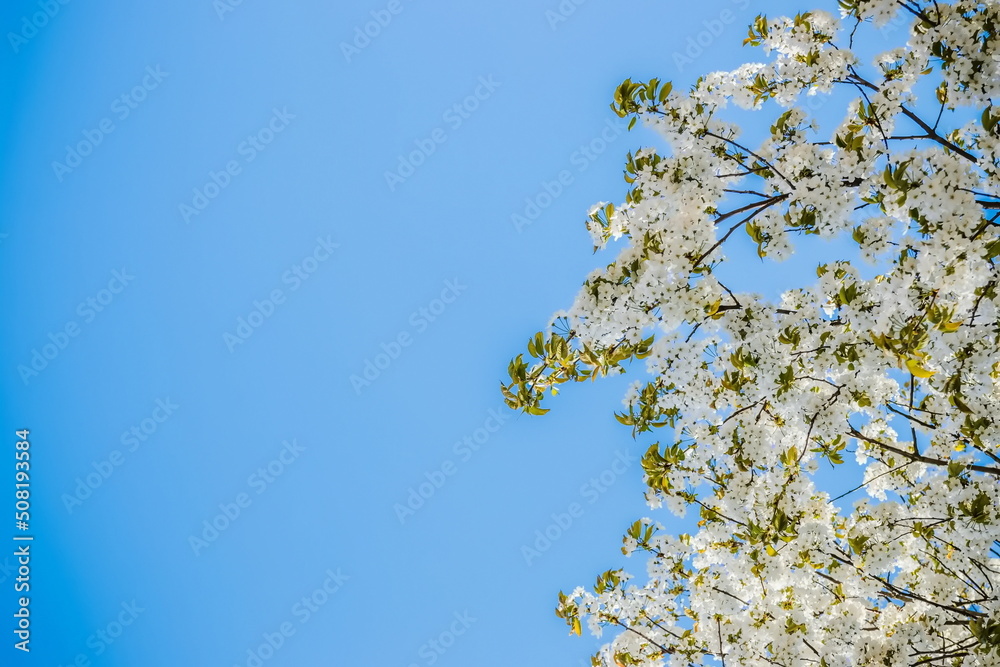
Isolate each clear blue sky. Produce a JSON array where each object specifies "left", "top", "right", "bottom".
[{"left": 0, "top": 0, "right": 856, "bottom": 665}]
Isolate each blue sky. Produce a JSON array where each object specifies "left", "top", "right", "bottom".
[{"left": 0, "top": 0, "right": 870, "bottom": 665}]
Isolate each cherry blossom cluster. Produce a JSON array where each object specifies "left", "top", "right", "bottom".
[{"left": 505, "top": 2, "right": 1000, "bottom": 665}]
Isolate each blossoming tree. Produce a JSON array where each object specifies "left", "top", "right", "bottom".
[{"left": 502, "top": 2, "right": 1000, "bottom": 665}]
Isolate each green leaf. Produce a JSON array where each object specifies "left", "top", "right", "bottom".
[{"left": 614, "top": 412, "right": 634, "bottom": 425}]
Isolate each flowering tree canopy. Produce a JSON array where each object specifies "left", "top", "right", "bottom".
[{"left": 502, "top": 2, "right": 1000, "bottom": 665}]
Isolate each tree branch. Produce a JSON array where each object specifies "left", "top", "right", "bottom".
[{"left": 849, "top": 428, "right": 1000, "bottom": 477}]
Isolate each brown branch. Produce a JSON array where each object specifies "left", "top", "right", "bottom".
[
  {"left": 703, "top": 131, "right": 795, "bottom": 187},
  {"left": 898, "top": 105, "right": 979, "bottom": 163},
  {"left": 693, "top": 194, "right": 789, "bottom": 268},
  {"left": 886, "top": 403, "right": 937, "bottom": 430},
  {"left": 849, "top": 428, "right": 1000, "bottom": 477}
]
